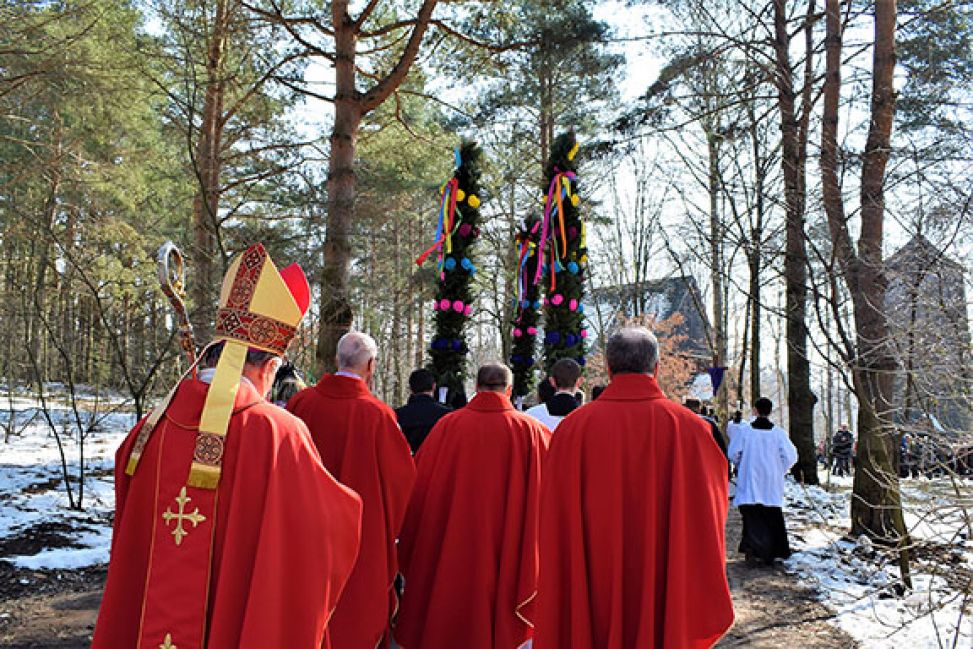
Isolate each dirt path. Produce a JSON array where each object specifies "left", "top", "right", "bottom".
[
  {"left": 717, "top": 508, "right": 856, "bottom": 648},
  {"left": 0, "top": 563, "right": 102, "bottom": 648},
  {"left": 0, "top": 510, "right": 856, "bottom": 648}
]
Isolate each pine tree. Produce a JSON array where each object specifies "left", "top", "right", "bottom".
[
  {"left": 421, "top": 141, "right": 484, "bottom": 407},
  {"left": 541, "top": 132, "right": 587, "bottom": 372}
]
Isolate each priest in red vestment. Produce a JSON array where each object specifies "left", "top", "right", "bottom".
[
  {"left": 534, "top": 327, "right": 734, "bottom": 649},
  {"left": 287, "top": 331, "right": 416, "bottom": 649},
  {"left": 93, "top": 243, "right": 363, "bottom": 649},
  {"left": 395, "top": 362, "right": 552, "bottom": 649}
]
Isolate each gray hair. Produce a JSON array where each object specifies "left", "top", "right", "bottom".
[
  {"left": 336, "top": 332, "right": 378, "bottom": 370},
  {"left": 605, "top": 327, "right": 659, "bottom": 375}
]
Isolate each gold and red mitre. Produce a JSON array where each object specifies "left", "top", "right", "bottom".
[
  {"left": 125, "top": 243, "right": 310, "bottom": 489},
  {"left": 214, "top": 242, "right": 310, "bottom": 355}
]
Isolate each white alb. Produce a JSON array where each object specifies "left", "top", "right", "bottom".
[{"left": 728, "top": 422, "right": 798, "bottom": 507}]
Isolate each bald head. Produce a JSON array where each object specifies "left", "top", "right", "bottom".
[
  {"left": 336, "top": 332, "right": 378, "bottom": 374},
  {"left": 606, "top": 326, "right": 659, "bottom": 376},
  {"left": 476, "top": 363, "right": 513, "bottom": 393}
]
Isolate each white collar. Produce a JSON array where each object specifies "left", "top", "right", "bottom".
[
  {"left": 335, "top": 370, "right": 364, "bottom": 381},
  {"left": 198, "top": 367, "right": 254, "bottom": 388}
]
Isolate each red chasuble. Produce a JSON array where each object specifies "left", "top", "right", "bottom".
[
  {"left": 395, "top": 391, "right": 552, "bottom": 649},
  {"left": 534, "top": 374, "right": 734, "bottom": 649},
  {"left": 92, "top": 379, "right": 363, "bottom": 649},
  {"left": 287, "top": 374, "right": 416, "bottom": 649}
]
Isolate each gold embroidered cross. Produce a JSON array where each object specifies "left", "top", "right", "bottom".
[
  {"left": 160, "top": 633, "right": 177, "bottom": 649},
  {"left": 162, "top": 486, "right": 206, "bottom": 546}
]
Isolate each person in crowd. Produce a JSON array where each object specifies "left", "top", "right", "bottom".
[
  {"left": 900, "top": 433, "right": 916, "bottom": 478},
  {"left": 535, "top": 378, "right": 555, "bottom": 410},
  {"left": 287, "top": 332, "right": 416, "bottom": 649},
  {"left": 396, "top": 363, "right": 551, "bottom": 649},
  {"left": 591, "top": 384, "right": 607, "bottom": 401},
  {"left": 395, "top": 368, "right": 453, "bottom": 453},
  {"left": 270, "top": 360, "right": 306, "bottom": 407},
  {"left": 93, "top": 243, "right": 363, "bottom": 649},
  {"left": 831, "top": 423, "right": 854, "bottom": 476},
  {"left": 685, "top": 397, "right": 728, "bottom": 457},
  {"left": 534, "top": 327, "right": 733, "bottom": 648},
  {"left": 727, "top": 409, "right": 747, "bottom": 441},
  {"left": 525, "top": 358, "right": 584, "bottom": 431},
  {"left": 728, "top": 397, "right": 799, "bottom": 566}
]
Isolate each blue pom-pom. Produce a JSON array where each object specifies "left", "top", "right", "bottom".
[
  {"left": 577, "top": 356, "right": 586, "bottom": 366},
  {"left": 461, "top": 257, "right": 473, "bottom": 270},
  {"left": 431, "top": 338, "right": 447, "bottom": 350},
  {"left": 451, "top": 339, "right": 463, "bottom": 351},
  {"left": 566, "top": 334, "right": 577, "bottom": 346},
  {"left": 577, "top": 304, "right": 585, "bottom": 314},
  {"left": 567, "top": 261, "right": 579, "bottom": 274},
  {"left": 542, "top": 263, "right": 550, "bottom": 274},
  {"left": 554, "top": 261, "right": 564, "bottom": 272},
  {"left": 533, "top": 300, "right": 542, "bottom": 310},
  {"left": 444, "top": 257, "right": 457, "bottom": 271},
  {"left": 526, "top": 357, "right": 535, "bottom": 367},
  {"left": 545, "top": 332, "right": 561, "bottom": 344},
  {"left": 522, "top": 300, "right": 531, "bottom": 309},
  {"left": 511, "top": 354, "right": 522, "bottom": 364}
]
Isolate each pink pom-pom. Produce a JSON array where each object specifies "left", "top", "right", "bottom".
[
  {"left": 458, "top": 223, "right": 472, "bottom": 237},
  {"left": 543, "top": 298, "right": 550, "bottom": 306},
  {"left": 569, "top": 299, "right": 578, "bottom": 311},
  {"left": 580, "top": 329, "right": 589, "bottom": 339},
  {"left": 513, "top": 328, "right": 523, "bottom": 338},
  {"left": 464, "top": 305, "right": 473, "bottom": 316},
  {"left": 439, "top": 299, "right": 450, "bottom": 310},
  {"left": 452, "top": 300, "right": 465, "bottom": 313},
  {"left": 551, "top": 294, "right": 564, "bottom": 306},
  {"left": 527, "top": 326, "right": 538, "bottom": 335},
  {"left": 432, "top": 300, "right": 439, "bottom": 311}
]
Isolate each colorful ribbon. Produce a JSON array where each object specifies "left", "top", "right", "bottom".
[
  {"left": 416, "top": 177, "right": 459, "bottom": 269},
  {"left": 515, "top": 239, "right": 535, "bottom": 317},
  {"left": 534, "top": 169, "right": 577, "bottom": 286}
]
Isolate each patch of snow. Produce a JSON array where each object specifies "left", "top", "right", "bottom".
[
  {"left": 782, "top": 477, "right": 973, "bottom": 648},
  {"left": 0, "top": 398, "right": 132, "bottom": 570}
]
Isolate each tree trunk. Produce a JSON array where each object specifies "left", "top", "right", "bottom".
[
  {"left": 189, "top": 0, "right": 231, "bottom": 344},
  {"left": 748, "top": 241, "right": 761, "bottom": 406},
  {"left": 748, "top": 95, "right": 765, "bottom": 407},
  {"left": 852, "top": 0, "right": 905, "bottom": 544},
  {"left": 706, "top": 130, "right": 728, "bottom": 419},
  {"left": 773, "top": 0, "right": 818, "bottom": 484},
  {"left": 821, "top": 0, "right": 907, "bottom": 558},
  {"left": 316, "top": 6, "right": 360, "bottom": 373},
  {"left": 313, "top": 0, "right": 438, "bottom": 372}
]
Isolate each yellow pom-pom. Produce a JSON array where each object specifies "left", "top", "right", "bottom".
[
  {"left": 456, "top": 189, "right": 466, "bottom": 201},
  {"left": 571, "top": 194, "right": 580, "bottom": 207},
  {"left": 580, "top": 254, "right": 588, "bottom": 264},
  {"left": 568, "top": 141, "right": 580, "bottom": 161},
  {"left": 468, "top": 194, "right": 481, "bottom": 209}
]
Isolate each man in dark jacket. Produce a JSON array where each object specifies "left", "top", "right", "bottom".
[
  {"left": 396, "top": 368, "right": 453, "bottom": 453},
  {"left": 685, "top": 398, "right": 728, "bottom": 458},
  {"left": 832, "top": 423, "right": 854, "bottom": 476}
]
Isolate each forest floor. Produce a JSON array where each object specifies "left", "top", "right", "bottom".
[
  {"left": 717, "top": 508, "right": 857, "bottom": 648},
  {"left": 0, "top": 512, "right": 859, "bottom": 649},
  {"left": 0, "top": 394, "right": 970, "bottom": 647}
]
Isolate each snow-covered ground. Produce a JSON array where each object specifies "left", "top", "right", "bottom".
[
  {"left": 784, "top": 474, "right": 973, "bottom": 648},
  {"left": 0, "top": 396, "right": 132, "bottom": 570}
]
